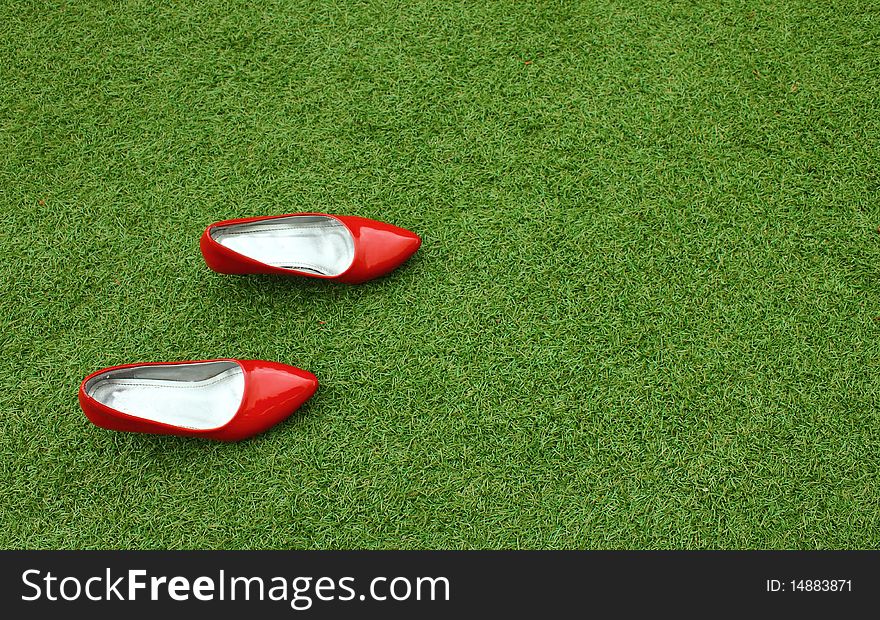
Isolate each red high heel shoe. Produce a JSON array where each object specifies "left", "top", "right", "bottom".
[
  {"left": 79, "top": 359, "right": 318, "bottom": 441},
  {"left": 200, "top": 213, "right": 421, "bottom": 284}
]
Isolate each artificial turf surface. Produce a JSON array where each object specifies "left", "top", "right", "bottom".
[{"left": 1, "top": 0, "right": 879, "bottom": 549}]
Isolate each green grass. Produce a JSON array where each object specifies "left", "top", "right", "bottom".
[{"left": 1, "top": 0, "right": 879, "bottom": 549}]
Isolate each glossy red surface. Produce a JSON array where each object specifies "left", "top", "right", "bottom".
[
  {"left": 78, "top": 359, "right": 318, "bottom": 441},
  {"left": 199, "top": 213, "right": 421, "bottom": 283}
]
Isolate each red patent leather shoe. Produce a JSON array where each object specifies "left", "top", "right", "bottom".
[
  {"left": 79, "top": 359, "right": 318, "bottom": 441},
  {"left": 200, "top": 214, "right": 421, "bottom": 284}
]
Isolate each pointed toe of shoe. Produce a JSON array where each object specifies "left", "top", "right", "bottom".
[
  {"left": 248, "top": 361, "right": 318, "bottom": 410},
  {"left": 337, "top": 216, "right": 422, "bottom": 283},
  {"left": 218, "top": 360, "right": 319, "bottom": 441},
  {"left": 385, "top": 228, "right": 422, "bottom": 264}
]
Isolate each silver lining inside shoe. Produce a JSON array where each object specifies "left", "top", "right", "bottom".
[
  {"left": 84, "top": 361, "right": 245, "bottom": 430},
  {"left": 210, "top": 215, "right": 356, "bottom": 276}
]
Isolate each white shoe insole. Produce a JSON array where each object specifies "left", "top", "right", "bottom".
[
  {"left": 210, "top": 215, "right": 356, "bottom": 276},
  {"left": 85, "top": 361, "right": 245, "bottom": 430}
]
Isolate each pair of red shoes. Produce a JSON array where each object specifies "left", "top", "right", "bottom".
[{"left": 79, "top": 213, "right": 421, "bottom": 441}]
